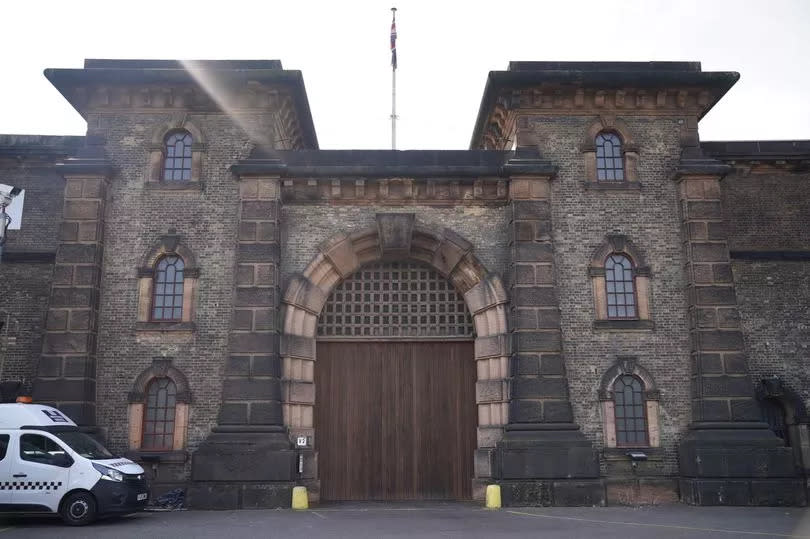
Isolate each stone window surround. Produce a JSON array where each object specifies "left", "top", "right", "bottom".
[
  {"left": 127, "top": 358, "right": 191, "bottom": 459},
  {"left": 146, "top": 118, "right": 206, "bottom": 191},
  {"left": 582, "top": 116, "right": 640, "bottom": 190},
  {"left": 136, "top": 232, "right": 199, "bottom": 331},
  {"left": 599, "top": 356, "right": 660, "bottom": 448},
  {"left": 589, "top": 233, "right": 653, "bottom": 331}
]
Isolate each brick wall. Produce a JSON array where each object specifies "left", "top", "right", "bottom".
[
  {"left": 0, "top": 140, "right": 79, "bottom": 387},
  {"left": 280, "top": 203, "right": 509, "bottom": 287},
  {"left": 723, "top": 170, "right": 810, "bottom": 412},
  {"left": 0, "top": 264, "right": 52, "bottom": 384},
  {"left": 723, "top": 171, "right": 810, "bottom": 252},
  {"left": 90, "top": 112, "right": 279, "bottom": 467},
  {"left": 519, "top": 115, "right": 692, "bottom": 475}
]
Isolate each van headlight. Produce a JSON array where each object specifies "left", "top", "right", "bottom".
[{"left": 92, "top": 463, "right": 124, "bottom": 482}]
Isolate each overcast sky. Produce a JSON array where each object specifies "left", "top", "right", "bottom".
[{"left": 1, "top": 0, "right": 808, "bottom": 150}]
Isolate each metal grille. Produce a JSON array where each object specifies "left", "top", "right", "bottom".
[
  {"left": 614, "top": 375, "right": 648, "bottom": 446},
  {"left": 596, "top": 132, "right": 625, "bottom": 181},
  {"left": 163, "top": 131, "right": 193, "bottom": 181},
  {"left": 152, "top": 255, "right": 184, "bottom": 321},
  {"left": 606, "top": 254, "right": 637, "bottom": 319},
  {"left": 142, "top": 378, "right": 176, "bottom": 451},
  {"left": 318, "top": 262, "right": 474, "bottom": 339}
]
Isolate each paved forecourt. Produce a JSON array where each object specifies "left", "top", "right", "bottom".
[{"left": 1, "top": 504, "right": 810, "bottom": 538}]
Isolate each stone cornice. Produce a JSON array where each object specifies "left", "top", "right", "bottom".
[
  {"left": 280, "top": 177, "right": 509, "bottom": 205},
  {"left": 56, "top": 157, "right": 115, "bottom": 176},
  {"left": 671, "top": 157, "right": 732, "bottom": 181},
  {"left": 44, "top": 67, "right": 318, "bottom": 150},
  {"left": 471, "top": 68, "right": 739, "bottom": 150}
]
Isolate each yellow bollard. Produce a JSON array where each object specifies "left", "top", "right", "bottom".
[
  {"left": 485, "top": 484, "right": 501, "bottom": 509},
  {"left": 292, "top": 486, "right": 309, "bottom": 510}
]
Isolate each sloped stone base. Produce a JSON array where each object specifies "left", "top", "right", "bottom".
[
  {"left": 499, "top": 479, "right": 606, "bottom": 506},
  {"left": 186, "top": 482, "right": 293, "bottom": 509}
]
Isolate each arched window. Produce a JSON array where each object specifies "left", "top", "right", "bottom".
[
  {"left": 128, "top": 359, "right": 191, "bottom": 454},
  {"left": 599, "top": 358, "right": 659, "bottom": 448},
  {"left": 595, "top": 132, "right": 624, "bottom": 181},
  {"left": 605, "top": 254, "right": 636, "bottom": 319},
  {"left": 163, "top": 131, "right": 193, "bottom": 181},
  {"left": 152, "top": 255, "right": 185, "bottom": 321},
  {"left": 613, "top": 375, "right": 648, "bottom": 447},
  {"left": 142, "top": 378, "right": 177, "bottom": 451}
]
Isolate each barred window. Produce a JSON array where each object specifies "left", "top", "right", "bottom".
[
  {"left": 614, "top": 375, "right": 648, "bottom": 446},
  {"left": 142, "top": 378, "right": 177, "bottom": 451},
  {"left": 318, "top": 261, "right": 474, "bottom": 339},
  {"left": 605, "top": 254, "right": 636, "bottom": 319},
  {"left": 595, "top": 132, "right": 624, "bottom": 181},
  {"left": 163, "top": 131, "right": 193, "bottom": 181},
  {"left": 152, "top": 256, "right": 185, "bottom": 321}
]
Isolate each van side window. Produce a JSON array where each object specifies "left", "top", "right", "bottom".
[
  {"left": 19, "top": 434, "right": 72, "bottom": 467},
  {"left": 0, "top": 435, "right": 8, "bottom": 460}
]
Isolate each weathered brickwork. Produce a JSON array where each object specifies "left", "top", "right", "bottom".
[
  {"left": 518, "top": 115, "right": 692, "bottom": 476},
  {"left": 0, "top": 264, "right": 52, "bottom": 383},
  {"left": 281, "top": 203, "right": 509, "bottom": 285},
  {"left": 734, "top": 261, "right": 810, "bottom": 406},
  {"left": 91, "top": 112, "right": 276, "bottom": 480},
  {"left": 722, "top": 170, "right": 810, "bottom": 414},
  {"left": 723, "top": 171, "right": 810, "bottom": 252},
  {"left": 0, "top": 137, "right": 81, "bottom": 388}
]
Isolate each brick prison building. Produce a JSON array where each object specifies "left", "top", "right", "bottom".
[{"left": 0, "top": 59, "right": 808, "bottom": 508}]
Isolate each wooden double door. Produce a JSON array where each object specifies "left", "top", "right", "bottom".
[{"left": 315, "top": 341, "right": 476, "bottom": 501}]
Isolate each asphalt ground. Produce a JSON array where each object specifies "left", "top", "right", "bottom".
[{"left": 1, "top": 502, "right": 810, "bottom": 538}]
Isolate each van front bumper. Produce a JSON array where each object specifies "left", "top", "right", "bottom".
[{"left": 90, "top": 476, "right": 150, "bottom": 514}]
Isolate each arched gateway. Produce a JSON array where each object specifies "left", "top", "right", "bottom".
[{"left": 280, "top": 214, "right": 509, "bottom": 500}]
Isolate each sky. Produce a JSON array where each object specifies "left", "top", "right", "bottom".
[{"left": 0, "top": 0, "right": 808, "bottom": 150}]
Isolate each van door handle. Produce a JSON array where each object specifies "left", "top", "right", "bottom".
[{"left": 13, "top": 473, "right": 27, "bottom": 478}]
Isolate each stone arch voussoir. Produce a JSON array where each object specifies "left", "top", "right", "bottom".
[
  {"left": 129, "top": 358, "right": 192, "bottom": 404},
  {"left": 280, "top": 213, "right": 511, "bottom": 480}
]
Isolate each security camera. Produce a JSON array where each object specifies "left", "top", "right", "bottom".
[{"left": 0, "top": 185, "right": 21, "bottom": 207}]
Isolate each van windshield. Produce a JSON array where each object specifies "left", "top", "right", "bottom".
[{"left": 55, "top": 431, "right": 114, "bottom": 460}]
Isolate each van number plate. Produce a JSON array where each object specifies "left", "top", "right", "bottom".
[{"left": 137, "top": 493, "right": 148, "bottom": 501}]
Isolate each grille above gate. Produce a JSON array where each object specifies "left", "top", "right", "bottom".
[{"left": 317, "top": 262, "right": 474, "bottom": 339}]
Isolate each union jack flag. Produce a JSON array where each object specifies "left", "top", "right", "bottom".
[{"left": 390, "top": 13, "right": 397, "bottom": 70}]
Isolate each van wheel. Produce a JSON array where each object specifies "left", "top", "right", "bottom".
[{"left": 60, "top": 491, "right": 97, "bottom": 526}]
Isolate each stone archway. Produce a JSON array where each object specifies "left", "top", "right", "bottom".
[{"left": 280, "top": 213, "right": 510, "bottom": 494}]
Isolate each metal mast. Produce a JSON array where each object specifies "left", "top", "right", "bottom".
[{"left": 390, "top": 7, "right": 398, "bottom": 150}]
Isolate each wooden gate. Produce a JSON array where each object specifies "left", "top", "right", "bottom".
[{"left": 315, "top": 341, "right": 476, "bottom": 501}]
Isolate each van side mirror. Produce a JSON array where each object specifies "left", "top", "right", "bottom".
[{"left": 52, "top": 454, "right": 74, "bottom": 468}]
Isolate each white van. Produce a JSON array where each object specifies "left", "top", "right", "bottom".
[{"left": 0, "top": 403, "right": 149, "bottom": 525}]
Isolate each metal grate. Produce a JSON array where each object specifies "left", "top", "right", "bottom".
[
  {"left": 318, "top": 262, "right": 474, "bottom": 339},
  {"left": 614, "top": 375, "right": 648, "bottom": 446},
  {"left": 606, "top": 254, "right": 637, "bottom": 319},
  {"left": 142, "top": 378, "right": 177, "bottom": 451},
  {"left": 596, "top": 132, "right": 625, "bottom": 181}
]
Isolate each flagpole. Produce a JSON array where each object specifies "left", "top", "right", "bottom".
[{"left": 390, "top": 7, "right": 397, "bottom": 150}]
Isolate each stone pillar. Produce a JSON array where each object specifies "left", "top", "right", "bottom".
[
  {"left": 675, "top": 160, "right": 805, "bottom": 506},
  {"left": 33, "top": 160, "right": 111, "bottom": 428},
  {"left": 189, "top": 176, "right": 296, "bottom": 509},
  {"left": 494, "top": 152, "right": 604, "bottom": 506}
]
